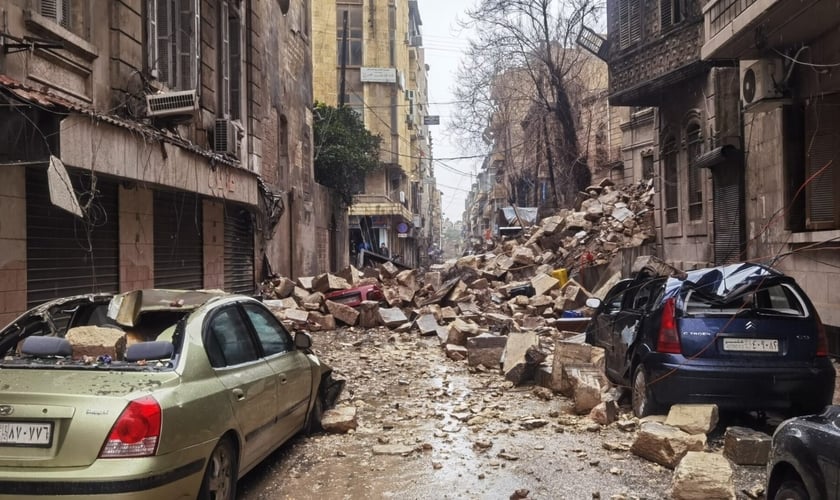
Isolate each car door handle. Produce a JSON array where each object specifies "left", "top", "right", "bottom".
[
  {"left": 232, "top": 388, "right": 246, "bottom": 401},
  {"left": 277, "top": 373, "right": 288, "bottom": 384}
]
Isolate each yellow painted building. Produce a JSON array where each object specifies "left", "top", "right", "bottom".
[{"left": 313, "top": 0, "right": 433, "bottom": 267}]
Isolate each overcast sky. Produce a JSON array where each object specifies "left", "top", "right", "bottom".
[{"left": 419, "top": 0, "right": 477, "bottom": 223}]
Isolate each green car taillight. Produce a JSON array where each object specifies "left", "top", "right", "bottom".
[{"left": 99, "top": 396, "right": 161, "bottom": 458}]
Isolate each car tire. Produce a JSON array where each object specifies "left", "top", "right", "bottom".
[
  {"left": 774, "top": 479, "right": 809, "bottom": 500},
  {"left": 304, "top": 394, "right": 324, "bottom": 435},
  {"left": 631, "top": 365, "right": 658, "bottom": 418},
  {"left": 198, "top": 436, "right": 238, "bottom": 500}
]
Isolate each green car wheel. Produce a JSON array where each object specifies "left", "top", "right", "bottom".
[{"left": 199, "top": 436, "right": 238, "bottom": 500}]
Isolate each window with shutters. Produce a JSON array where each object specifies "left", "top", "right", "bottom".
[
  {"left": 804, "top": 94, "right": 840, "bottom": 230},
  {"left": 40, "top": 0, "right": 72, "bottom": 30},
  {"left": 219, "top": 1, "right": 242, "bottom": 120},
  {"left": 146, "top": 0, "right": 200, "bottom": 90},
  {"left": 686, "top": 122, "right": 704, "bottom": 221},
  {"left": 660, "top": 0, "right": 684, "bottom": 32},
  {"left": 336, "top": 5, "right": 363, "bottom": 67},
  {"left": 618, "top": 0, "right": 642, "bottom": 49},
  {"left": 663, "top": 136, "right": 679, "bottom": 224}
]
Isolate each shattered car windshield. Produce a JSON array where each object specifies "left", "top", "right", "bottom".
[{"left": 684, "top": 282, "right": 808, "bottom": 318}]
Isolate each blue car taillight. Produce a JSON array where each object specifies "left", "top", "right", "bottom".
[{"left": 657, "top": 298, "right": 682, "bottom": 354}]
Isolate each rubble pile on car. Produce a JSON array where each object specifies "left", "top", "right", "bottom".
[{"left": 258, "top": 178, "right": 660, "bottom": 416}]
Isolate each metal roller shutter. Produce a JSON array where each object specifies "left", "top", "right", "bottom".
[
  {"left": 26, "top": 167, "right": 120, "bottom": 307},
  {"left": 224, "top": 206, "right": 254, "bottom": 295},
  {"left": 154, "top": 190, "right": 203, "bottom": 290},
  {"left": 713, "top": 167, "right": 745, "bottom": 265}
]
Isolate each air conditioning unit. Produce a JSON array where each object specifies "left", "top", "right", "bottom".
[
  {"left": 406, "top": 113, "right": 415, "bottom": 128},
  {"left": 145, "top": 89, "right": 198, "bottom": 117},
  {"left": 740, "top": 59, "right": 784, "bottom": 108},
  {"left": 405, "top": 90, "right": 416, "bottom": 101},
  {"left": 214, "top": 119, "right": 241, "bottom": 156},
  {"left": 410, "top": 35, "right": 423, "bottom": 47}
]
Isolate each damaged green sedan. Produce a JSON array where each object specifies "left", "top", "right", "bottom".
[{"left": 0, "top": 289, "right": 343, "bottom": 499}]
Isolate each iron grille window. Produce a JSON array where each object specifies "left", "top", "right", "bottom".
[
  {"left": 618, "top": 0, "right": 642, "bottom": 48},
  {"left": 687, "top": 123, "right": 704, "bottom": 221},
  {"left": 337, "top": 5, "right": 363, "bottom": 66},
  {"left": 146, "top": 0, "right": 200, "bottom": 90},
  {"left": 40, "top": 0, "right": 71, "bottom": 29},
  {"left": 642, "top": 154, "right": 654, "bottom": 179},
  {"left": 805, "top": 94, "right": 840, "bottom": 230},
  {"left": 219, "top": 1, "right": 242, "bottom": 120},
  {"left": 663, "top": 136, "right": 679, "bottom": 224}
]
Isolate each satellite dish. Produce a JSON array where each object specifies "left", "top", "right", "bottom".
[
  {"left": 742, "top": 68, "right": 756, "bottom": 104},
  {"left": 278, "top": 0, "right": 290, "bottom": 14}
]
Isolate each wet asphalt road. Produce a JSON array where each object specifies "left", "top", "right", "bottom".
[{"left": 236, "top": 328, "right": 775, "bottom": 500}]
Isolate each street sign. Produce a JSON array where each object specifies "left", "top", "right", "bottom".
[
  {"left": 360, "top": 67, "right": 397, "bottom": 83},
  {"left": 423, "top": 115, "right": 440, "bottom": 125}
]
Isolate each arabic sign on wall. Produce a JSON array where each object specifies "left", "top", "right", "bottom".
[{"left": 360, "top": 67, "right": 397, "bottom": 83}]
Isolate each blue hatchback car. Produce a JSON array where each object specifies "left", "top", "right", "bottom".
[{"left": 584, "top": 262, "right": 835, "bottom": 417}]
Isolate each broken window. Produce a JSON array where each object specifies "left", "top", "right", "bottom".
[
  {"left": 804, "top": 93, "right": 840, "bottom": 230},
  {"left": 219, "top": 1, "right": 243, "bottom": 120},
  {"left": 146, "top": 0, "right": 200, "bottom": 90},
  {"left": 618, "top": 0, "right": 642, "bottom": 49},
  {"left": 663, "top": 136, "right": 679, "bottom": 224},
  {"left": 687, "top": 122, "right": 704, "bottom": 221}
]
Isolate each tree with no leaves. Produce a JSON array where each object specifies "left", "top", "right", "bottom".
[{"left": 452, "top": 0, "right": 601, "bottom": 208}]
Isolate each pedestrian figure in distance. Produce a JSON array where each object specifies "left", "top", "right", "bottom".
[{"left": 379, "top": 242, "right": 389, "bottom": 257}]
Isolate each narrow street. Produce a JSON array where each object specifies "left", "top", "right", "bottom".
[{"left": 237, "top": 327, "right": 773, "bottom": 500}]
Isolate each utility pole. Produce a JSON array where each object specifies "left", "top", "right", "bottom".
[{"left": 339, "top": 10, "right": 349, "bottom": 107}]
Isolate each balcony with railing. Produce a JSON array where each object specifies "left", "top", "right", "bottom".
[{"left": 702, "top": 0, "right": 838, "bottom": 60}]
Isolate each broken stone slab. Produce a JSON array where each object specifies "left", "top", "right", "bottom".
[
  {"left": 334, "top": 265, "right": 361, "bottom": 286},
  {"left": 567, "top": 367, "right": 603, "bottom": 414},
  {"left": 469, "top": 277, "right": 489, "bottom": 290},
  {"left": 312, "top": 273, "right": 350, "bottom": 293},
  {"left": 415, "top": 313, "right": 440, "bottom": 336},
  {"left": 66, "top": 326, "right": 123, "bottom": 360},
  {"left": 457, "top": 300, "right": 481, "bottom": 316},
  {"left": 665, "top": 404, "right": 720, "bottom": 435},
  {"left": 297, "top": 276, "right": 314, "bottom": 290},
  {"left": 378, "top": 307, "right": 408, "bottom": 328},
  {"left": 424, "top": 271, "right": 441, "bottom": 290},
  {"left": 293, "top": 286, "right": 310, "bottom": 302},
  {"left": 435, "top": 326, "right": 450, "bottom": 345},
  {"left": 445, "top": 318, "right": 481, "bottom": 345},
  {"left": 263, "top": 297, "right": 298, "bottom": 312},
  {"left": 307, "top": 312, "right": 335, "bottom": 331},
  {"left": 321, "top": 406, "right": 358, "bottom": 433},
  {"left": 723, "top": 427, "right": 771, "bottom": 466},
  {"left": 446, "top": 280, "right": 469, "bottom": 303},
  {"left": 531, "top": 273, "right": 560, "bottom": 296},
  {"left": 630, "top": 422, "right": 707, "bottom": 469},
  {"left": 397, "top": 285, "right": 416, "bottom": 305},
  {"left": 284, "top": 308, "right": 310, "bottom": 324},
  {"left": 612, "top": 205, "right": 635, "bottom": 223},
  {"left": 632, "top": 255, "right": 686, "bottom": 279},
  {"left": 671, "top": 452, "right": 735, "bottom": 500},
  {"left": 395, "top": 269, "right": 417, "bottom": 290},
  {"left": 357, "top": 301, "right": 381, "bottom": 328},
  {"left": 502, "top": 331, "right": 546, "bottom": 385},
  {"left": 591, "top": 272, "right": 622, "bottom": 300},
  {"left": 557, "top": 279, "right": 591, "bottom": 311},
  {"left": 511, "top": 247, "right": 536, "bottom": 266},
  {"left": 445, "top": 343, "right": 468, "bottom": 361},
  {"left": 581, "top": 198, "right": 604, "bottom": 221},
  {"left": 440, "top": 306, "right": 458, "bottom": 321},
  {"left": 302, "top": 291, "right": 325, "bottom": 307},
  {"left": 272, "top": 277, "right": 296, "bottom": 298},
  {"left": 326, "top": 300, "right": 360, "bottom": 326},
  {"left": 589, "top": 400, "right": 618, "bottom": 426},
  {"left": 467, "top": 333, "right": 507, "bottom": 368},
  {"left": 379, "top": 261, "right": 400, "bottom": 279}
]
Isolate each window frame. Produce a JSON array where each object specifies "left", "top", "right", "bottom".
[
  {"left": 203, "top": 304, "right": 260, "bottom": 368},
  {"left": 146, "top": 0, "right": 201, "bottom": 91},
  {"left": 662, "top": 135, "right": 679, "bottom": 225},
  {"left": 240, "top": 302, "right": 295, "bottom": 357},
  {"left": 618, "top": 0, "right": 642, "bottom": 49},
  {"left": 336, "top": 5, "right": 363, "bottom": 67},
  {"left": 40, "top": 0, "right": 72, "bottom": 30},
  {"left": 686, "top": 122, "right": 704, "bottom": 221},
  {"left": 218, "top": 0, "right": 243, "bottom": 120},
  {"left": 804, "top": 93, "right": 840, "bottom": 230},
  {"left": 659, "top": 0, "right": 684, "bottom": 33}
]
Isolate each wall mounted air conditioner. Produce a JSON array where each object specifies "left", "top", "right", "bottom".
[
  {"left": 146, "top": 90, "right": 198, "bottom": 117},
  {"left": 406, "top": 113, "right": 415, "bottom": 127},
  {"left": 740, "top": 59, "right": 784, "bottom": 109},
  {"left": 405, "top": 90, "right": 416, "bottom": 101},
  {"left": 214, "top": 119, "right": 241, "bottom": 156},
  {"left": 410, "top": 35, "right": 423, "bottom": 47}
]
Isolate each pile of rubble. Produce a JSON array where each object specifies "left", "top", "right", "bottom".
[{"left": 259, "top": 178, "right": 663, "bottom": 419}]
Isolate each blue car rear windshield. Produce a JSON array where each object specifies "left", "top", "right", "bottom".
[{"left": 684, "top": 283, "right": 808, "bottom": 317}]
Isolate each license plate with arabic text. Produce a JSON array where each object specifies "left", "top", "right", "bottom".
[
  {"left": 0, "top": 422, "right": 53, "bottom": 447},
  {"left": 722, "top": 338, "right": 779, "bottom": 353}
]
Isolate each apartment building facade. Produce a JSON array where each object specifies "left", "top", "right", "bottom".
[
  {"left": 312, "top": 0, "right": 435, "bottom": 267},
  {"left": 0, "top": 0, "right": 335, "bottom": 326}
]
